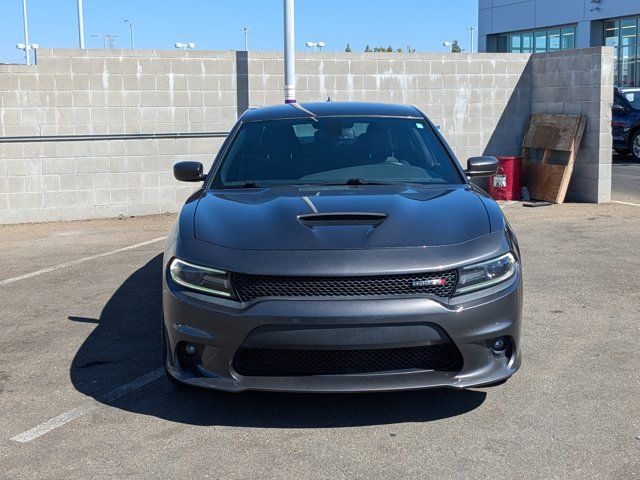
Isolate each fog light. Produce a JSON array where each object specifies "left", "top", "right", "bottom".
[
  {"left": 491, "top": 338, "right": 508, "bottom": 354},
  {"left": 183, "top": 343, "right": 197, "bottom": 356}
]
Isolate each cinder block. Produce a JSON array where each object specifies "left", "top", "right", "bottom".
[
  {"left": 142, "top": 172, "right": 160, "bottom": 188},
  {"left": 8, "top": 192, "right": 43, "bottom": 209},
  {"left": 0, "top": 209, "right": 27, "bottom": 224}
]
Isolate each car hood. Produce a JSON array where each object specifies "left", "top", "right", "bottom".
[{"left": 193, "top": 184, "right": 491, "bottom": 250}]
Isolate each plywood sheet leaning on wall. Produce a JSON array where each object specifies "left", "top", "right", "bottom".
[{"left": 521, "top": 114, "right": 587, "bottom": 204}]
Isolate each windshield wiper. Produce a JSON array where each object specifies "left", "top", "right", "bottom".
[
  {"left": 305, "top": 178, "right": 394, "bottom": 186},
  {"left": 219, "top": 181, "right": 262, "bottom": 189}
]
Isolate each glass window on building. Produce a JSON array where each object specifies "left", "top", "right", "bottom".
[
  {"left": 605, "top": 16, "right": 640, "bottom": 87},
  {"left": 547, "top": 29, "right": 561, "bottom": 51},
  {"left": 561, "top": 27, "right": 575, "bottom": 50},
  {"left": 495, "top": 25, "right": 576, "bottom": 54},
  {"left": 534, "top": 31, "right": 547, "bottom": 53},
  {"left": 604, "top": 20, "right": 620, "bottom": 47}
]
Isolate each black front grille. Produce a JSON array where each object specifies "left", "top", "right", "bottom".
[
  {"left": 234, "top": 344, "right": 462, "bottom": 376},
  {"left": 233, "top": 270, "right": 457, "bottom": 302}
]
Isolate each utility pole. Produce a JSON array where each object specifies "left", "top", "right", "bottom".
[
  {"left": 283, "top": 0, "right": 295, "bottom": 103},
  {"left": 241, "top": 26, "right": 249, "bottom": 51},
  {"left": 21, "top": 0, "right": 30, "bottom": 65},
  {"left": 467, "top": 26, "right": 475, "bottom": 53},
  {"left": 124, "top": 19, "right": 135, "bottom": 49},
  {"left": 77, "top": 0, "right": 85, "bottom": 48}
]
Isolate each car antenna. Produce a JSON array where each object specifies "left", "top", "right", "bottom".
[{"left": 290, "top": 102, "right": 318, "bottom": 122}]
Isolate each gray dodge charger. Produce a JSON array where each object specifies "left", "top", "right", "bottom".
[{"left": 162, "top": 102, "right": 522, "bottom": 392}]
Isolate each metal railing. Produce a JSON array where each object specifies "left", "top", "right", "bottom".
[{"left": 0, "top": 131, "right": 229, "bottom": 143}]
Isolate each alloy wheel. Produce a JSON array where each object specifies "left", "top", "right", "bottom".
[{"left": 633, "top": 133, "right": 640, "bottom": 160}]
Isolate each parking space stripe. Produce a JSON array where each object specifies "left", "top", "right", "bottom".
[
  {"left": 0, "top": 237, "right": 166, "bottom": 286},
  {"left": 10, "top": 368, "right": 164, "bottom": 444}
]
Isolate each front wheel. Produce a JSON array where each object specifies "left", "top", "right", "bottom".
[{"left": 631, "top": 131, "right": 640, "bottom": 161}]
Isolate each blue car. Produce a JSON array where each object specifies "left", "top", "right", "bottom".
[{"left": 613, "top": 87, "right": 640, "bottom": 161}]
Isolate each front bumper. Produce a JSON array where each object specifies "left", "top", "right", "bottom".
[{"left": 162, "top": 268, "right": 522, "bottom": 393}]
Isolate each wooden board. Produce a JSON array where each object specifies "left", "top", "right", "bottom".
[
  {"left": 521, "top": 114, "right": 587, "bottom": 204},
  {"left": 522, "top": 114, "right": 583, "bottom": 152},
  {"left": 522, "top": 162, "right": 567, "bottom": 202}
]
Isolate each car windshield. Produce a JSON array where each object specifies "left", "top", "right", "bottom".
[
  {"left": 210, "top": 116, "right": 464, "bottom": 188},
  {"left": 622, "top": 90, "right": 640, "bottom": 109}
]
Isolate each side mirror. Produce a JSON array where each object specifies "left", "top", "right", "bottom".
[
  {"left": 465, "top": 156, "right": 499, "bottom": 177},
  {"left": 612, "top": 104, "right": 627, "bottom": 114},
  {"left": 173, "top": 161, "right": 205, "bottom": 182}
]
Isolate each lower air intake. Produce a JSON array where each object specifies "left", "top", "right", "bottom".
[{"left": 233, "top": 344, "right": 462, "bottom": 376}]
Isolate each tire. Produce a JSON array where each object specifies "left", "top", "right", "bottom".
[
  {"left": 161, "top": 315, "right": 185, "bottom": 387},
  {"left": 631, "top": 131, "right": 640, "bottom": 161}
]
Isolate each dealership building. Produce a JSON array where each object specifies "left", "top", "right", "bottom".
[{"left": 478, "top": 0, "right": 640, "bottom": 86}]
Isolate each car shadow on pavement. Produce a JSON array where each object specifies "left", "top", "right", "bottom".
[{"left": 70, "top": 254, "right": 486, "bottom": 428}]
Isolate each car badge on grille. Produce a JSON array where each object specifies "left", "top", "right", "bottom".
[{"left": 411, "top": 278, "right": 447, "bottom": 288}]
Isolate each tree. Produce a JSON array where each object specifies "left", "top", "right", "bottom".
[
  {"left": 345, "top": 43, "right": 352, "bottom": 52},
  {"left": 451, "top": 40, "right": 462, "bottom": 53},
  {"left": 364, "top": 44, "right": 371, "bottom": 52},
  {"left": 386, "top": 45, "right": 393, "bottom": 52},
  {"left": 396, "top": 48, "right": 403, "bottom": 53},
  {"left": 407, "top": 45, "right": 416, "bottom": 53}
]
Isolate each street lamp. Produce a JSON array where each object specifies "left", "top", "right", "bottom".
[
  {"left": 305, "top": 41, "right": 325, "bottom": 52},
  {"left": 241, "top": 26, "right": 249, "bottom": 51},
  {"left": 175, "top": 42, "right": 195, "bottom": 50},
  {"left": 16, "top": 42, "right": 38, "bottom": 63},
  {"left": 466, "top": 26, "right": 475, "bottom": 53},
  {"left": 123, "top": 19, "right": 135, "bottom": 49}
]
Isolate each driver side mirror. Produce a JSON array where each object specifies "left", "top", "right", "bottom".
[
  {"left": 174, "top": 161, "right": 205, "bottom": 182},
  {"left": 465, "top": 156, "right": 499, "bottom": 177}
]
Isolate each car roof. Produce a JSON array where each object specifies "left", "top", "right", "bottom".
[{"left": 239, "top": 102, "right": 424, "bottom": 122}]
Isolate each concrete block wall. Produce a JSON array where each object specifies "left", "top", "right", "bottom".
[
  {"left": 0, "top": 49, "right": 234, "bottom": 223},
  {"left": 247, "top": 51, "right": 532, "bottom": 164},
  {"left": 0, "top": 47, "right": 613, "bottom": 224},
  {"left": 530, "top": 47, "right": 614, "bottom": 203}
]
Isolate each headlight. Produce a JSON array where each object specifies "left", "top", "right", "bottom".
[
  {"left": 168, "top": 258, "right": 235, "bottom": 298},
  {"left": 455, "top": 253, "right": 517, "bottom": 295}
]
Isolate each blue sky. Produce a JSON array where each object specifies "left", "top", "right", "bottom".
[{"left": 1, "top": 0, "right": 478, "bottom": 64}]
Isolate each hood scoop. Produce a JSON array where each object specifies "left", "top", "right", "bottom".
[{"left": 298, "top": 212, "right": 387, "bottom": 227}]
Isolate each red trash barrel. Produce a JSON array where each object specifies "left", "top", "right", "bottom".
[{"left": 488, "top": 156, "right": 522, "bottom": 201}]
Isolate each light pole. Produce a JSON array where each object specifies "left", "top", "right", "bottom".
[
  {"left": 175, "top": 42, "right": 195, "bottom": 50},
  {"left": 241, "top": 26, "right": 249, "bottom": 51},
  {"left": 283, "top": 0, "right": 295, "bottom": 104},
  {"left": 124, "top": 19, "right": 135, "bottom": 49},
  {"left": 467, "top": 26, "right": 475, "bottom": 53},
  {"left": 21, "top": 0, "right": 30, "bottom": 65},
  {"left": 77, "top": 0, "right": 85, "bottom": 48}
]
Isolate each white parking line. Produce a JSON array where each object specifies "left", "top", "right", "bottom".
[
  {"left": 0, "top": 237, "right": 166, "bottom": 286},
  {"left": 612, "top": 200, "right": 640, "bottom": 207},
  {"left": 10, "top": 368, "right": 164, "bottom": 443}
]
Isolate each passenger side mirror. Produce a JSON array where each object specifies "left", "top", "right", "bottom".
[
  {"left": 465, "top": 156, "right": 499, "bottom": 178},
  {"left": 174, "top": 161, "right": 205, "bottom": 182},
  {"left": 612, "top": 104, "right": 628, "bottom": 114}
]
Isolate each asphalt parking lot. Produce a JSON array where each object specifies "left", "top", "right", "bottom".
[
  {"left": 1, "top": 203, "right": 639, "bottom": 479},
  {"left": 613, "top": 154, "right": 640, "bottom": 204}
]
